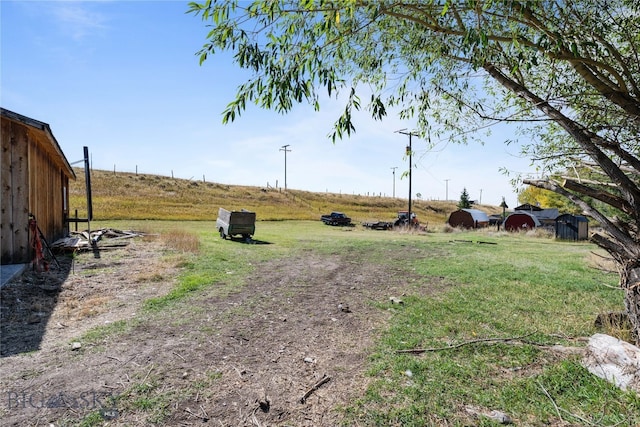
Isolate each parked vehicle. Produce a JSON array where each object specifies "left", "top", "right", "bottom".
[
  {"left": 216, "top": 208, "right": 256, "bottom": 240},
  {"left": 320, "top": 212, "right": 352, "bottom": 226},
  {"left": 362, "top": 211, "right": 420, "bottom": 230},
  {"left": 361, "top": 220, "right": 394, "bottom": 230},
  {"left": 394, "top": 211, "right": 419, "bottom": 227}
]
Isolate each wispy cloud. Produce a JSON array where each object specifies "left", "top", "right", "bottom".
[{"left": 46, "top": 1, "right": 111, "bottom": 42}]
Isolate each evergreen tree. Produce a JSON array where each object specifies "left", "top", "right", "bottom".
[{"left": 458, "top": 188, "right": 472, "bottom": 209}]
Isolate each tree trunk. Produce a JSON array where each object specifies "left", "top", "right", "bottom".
[
  {"left": 623, "top": 265, "right": 640, "bottom": 344},
  {"left": 484, "top": 64, "right": 640, "bottom": 345}
]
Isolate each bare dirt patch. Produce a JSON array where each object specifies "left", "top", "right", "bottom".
[
  {"left": 1, "top": 238, "right": 444, "bottom": 426},
  {"left": 1, "top": 236, "right": 178, "bottom": 357}
]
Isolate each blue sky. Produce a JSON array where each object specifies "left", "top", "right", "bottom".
[{"left": 2, "top": 0, "right": 538, "bottom": 208}]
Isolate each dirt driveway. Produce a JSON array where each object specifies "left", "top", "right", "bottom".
[{"left": 1, "top": 235, "right": 438, "bottom": 426}]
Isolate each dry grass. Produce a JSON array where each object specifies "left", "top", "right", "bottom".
[
  {"left": 69, "top": 168, "right": 502, "bottom": 225},
  {"left": 586, "top": 251, "right": 631, "bottom": 341},
  {"left": 587, "top": 249, "right": 619, "bottom": 274},
  {"left": 595, "top": 311, "right": 634, "bottom": 343},
  {"left": 134, "top": 272, "right": 166, "bottom": 283},
  {"left": 524, "top": 227, "right": 555, "bottom": 238},
  {"left": 61, "top": 295, "right": 111, "bottom": 320},
  {"left": 159, "top": 229, "right": 200, "bottom": 253}
]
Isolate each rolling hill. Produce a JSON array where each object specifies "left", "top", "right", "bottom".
[{"left": 69, "top": 168, "right": 503, "bottom": 226}]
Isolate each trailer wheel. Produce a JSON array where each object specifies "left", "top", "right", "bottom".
[{"left": 219, "top": 228, "right": 227, "bottom": 239}]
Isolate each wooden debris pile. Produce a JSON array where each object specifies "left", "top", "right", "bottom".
[{"left": 51, "top": 228, "right": 145, "bottom": 252}]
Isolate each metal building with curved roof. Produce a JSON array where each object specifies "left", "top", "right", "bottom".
[
  {"left": 504, "top": 211, "right": 541, "bottom": 231},
  {"left": 447, "top": 208, "right": 490, "bottom": 229}
]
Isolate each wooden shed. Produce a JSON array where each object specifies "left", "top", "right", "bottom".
[
  {"left": 555, "top": 214, "right": 589, "bottom": 241},
  {"left": 1, "top": 108, "right": 76, "bottom": 264},
  {"left": 447, "top": 208, "right": 490, "bottom": 229}
]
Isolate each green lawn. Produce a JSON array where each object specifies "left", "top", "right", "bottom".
[{"left": 88, "top": 220, "right": 638, "bottom": 426}]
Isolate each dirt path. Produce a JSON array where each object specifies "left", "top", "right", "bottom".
[{"left": 1, "top": 238, "right": 441, "bottom": 426}]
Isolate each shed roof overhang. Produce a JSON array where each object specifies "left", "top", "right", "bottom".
[{"left": 1, "top": 107, "right": 76, "bottom": 180}]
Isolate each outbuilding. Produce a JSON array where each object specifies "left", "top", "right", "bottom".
[
  {"left": 514, "top": 203, "right": 559, "bottom": 226},
  {"left": 1, "top": 108, "right": 76, "bottom": 265},
  {"left": 504, "top": 211, "right": 541, "bottom": 231},
  {"left": 555, "top": 214, "right": 589, "bottom": 241},
  {"left": 447, "top": 208, "right": 490, "bottom": 229}
]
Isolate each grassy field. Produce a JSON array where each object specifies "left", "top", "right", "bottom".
[
  {"left": 81, "top": 218, "right": 639, "bottom": 426},
  {"left": 62, "top": 170, "right": 639, "bottom": 425},
  {"left": 69, "top": 168, "right": 503, "bottom": 225}
]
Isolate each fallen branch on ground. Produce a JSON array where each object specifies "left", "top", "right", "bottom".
[
  {"left": 538, "top": 380, "right": 597, "bottom": 426},
  {"left": 299, "top": 374, "right": 331, "bottom": 403},
  {"left": 141, "top": 364, "right": 155, "bottom": 383},
  {"left": 396, "top": 332, "right": 538, "bottom": 354},
  {"left": 184, "top": 407, "right": 209, "bottom": 421}
]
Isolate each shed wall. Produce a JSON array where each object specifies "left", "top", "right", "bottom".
[
  {"left": 29, "top": 134, "right": 70, "bottom": 243},
  {"left": 1, "top": 118, "right": 71, "bottom": 264},
  {"left": 555, "top": 215, "right": 589, "bottom": 241},
  {"left": 504, "top": 213, "right": 537, "bottom": 231},
  {"left": 1, "top": 120, "right": 30, "bottom": 264},
  {"left": 448, "top": 209, "right": 490, "bottom": 229},
  {"left": 448, "top": 211, "right": 474, "bottom": 228}
]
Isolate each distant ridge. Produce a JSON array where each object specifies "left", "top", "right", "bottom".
[{"left": 69, "top": 168, "right": 500, "bottom": 223}]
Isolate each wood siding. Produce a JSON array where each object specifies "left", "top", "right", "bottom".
[
  {"left": 1, "top": 119, "right": 30, "bottom": 263},
  {"left": 1, "top": 114, "right": 73, "bottom": 264}
]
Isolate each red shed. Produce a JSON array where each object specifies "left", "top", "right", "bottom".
[
  {"left": 504, "top": 211, "right": 541, "bottom": 231},
  {"left": 447, "top": 209, "right": 490, "bottom": 229}
]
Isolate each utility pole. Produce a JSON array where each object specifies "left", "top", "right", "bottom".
[
  {"left": 444, "top": 179, "right": 450, "bottom": 201},
  {"left": 280, "top": 144, "right": 291, "bottom": 190},
  {"left": 395, "top": 129, "right": 419, "bottom": 224},
  {"left": 391, "top": 167, "right": 398, "bottom": 198}
]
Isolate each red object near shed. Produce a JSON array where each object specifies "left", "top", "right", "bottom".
[
  {"left": 504, "top": 211, "right": 541, "bottom": 231},
  {"left": 447, "top": 209, "right": 490, "bottom": 229}
]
